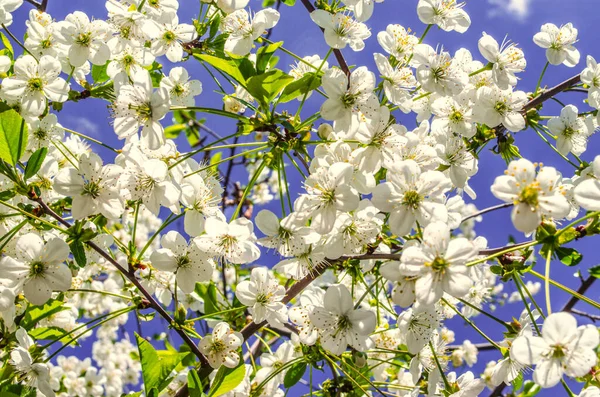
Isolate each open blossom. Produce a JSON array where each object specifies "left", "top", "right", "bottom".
[
  {"left": 511, "top": 312, "right": 599, "bottom": 388},
  {"left": 54, "top": 152, "right": 125, "bottom": 220},
  {"left": 310, "top": 10, "right": 370, "bottom": 51},
  {"left": 151, "top": 13, "right": 197, "bottom": 62},
  {"left": 412, "top": 44, "right": 469, "bottom": 96},
  {"left": 400, "top": 221, "right": 477, "bottom": 305},
  {"left": 309, "top": 284, "right": 376, "bottom": 355},
  {"left": 491, "top": 159, "right": 570, "bottom": 233},
  {"left": 220, "top": 9, "right": 280, "bottom": 56},
  {"left": 10, "top": 328, "right": 55, "bottom": 396},
  {"left": 1, "top": 55, "right": 70, "bottom": 116},
  {"left": 112, "top": 69, "right": 170, "bottom": 150},
  {"left": 416, "top": 0, "right": 471, "bottom": 33},
  {"left": 150, "top": 231, "right": 213, "bottom": 293},
  {"left": 547, "top": 105, "right": 591, "bottom": 156},
  {"left": 54, "top": 11, "right": 111, "bottom": 67},
  {"left": 533, "top": 23, "right": 580, "bottom": 67},
  {"left": 373, "top": 53, "right": 415, "bottom": 112},
  {"left": 377, "top": 24, "right": 418, "bottom": 61},
  {"left": 397, "top": 304, "right": 440, "bottom": 354},
  {"left": 160, "top": 67, "right": 202, "bottom": 107},
  {"left": 198, "top": 322, "right": 243, "bottom": 369},
  {"left": 194, "top": 217, "right": 260, "bottom": 264},
  {"left": 474, "top": 86, "right": 528, "bottom": 132},
  {"left": 0, "top": 233, "right": 71, "bottom": 306},
  {"left": 372, "top": 160, "right": 451, "bottom": 236},
  {"left": 236, "top": 267, "right": 287, "bottom": 327},
  {"left": 255, "top": 210, "right": 318, "bottom": 257},
  {"left": 478, "top": 33, "right": 526, "bottom": 88},
  {"left": 294, "top": 162, "right": 360, "bottom": 234}
]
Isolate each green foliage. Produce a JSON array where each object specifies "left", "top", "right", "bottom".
[
  {"left": 24, "top": 147, "right": 47, "bottom": 180},
  {"left": 188, "top": 370, "right": 205, "bottom": 397},
  {"left": 555, "top": 247, "right": 583, "bottom": 266},
  {"left": 278, "top": 73, "right": 322, "bottom": 103},
  {"left": 283, "top": 361, "right": 307, "bottom": 388},
  {"left": 195, "top": 283, "right": 219, "bottom": 315},
  {"left": 65, "top": 221, "right": 98, "bottom": 268},
  {"left": 21, "top": 299, "right": 68, "bottom": 330},
  {"left": 589, "top": 264, "right": 600, "bottom": 279},
  {"left": 0, "top": 105, "right": 28, "bottom": 166},
  {"left": 208, "top": 356, "right": 245, "bottom": 397},
  {"left": 29, "top": 327, "right": 72, "bottom": 343},
  {"left": 135, "top": 333, "right": 190, "bottom": 394},
  {"left": 92, "top": 62, "right": 110, "bottom": 84},
  {"left": 246, "top": 70, "right": 294, "bottom": 109},
  {"left": 195, "top": 54, "right": 254, "bottom": 88},
  {"left": 256, "top": 41, "right": 282, "bottom": 74}
]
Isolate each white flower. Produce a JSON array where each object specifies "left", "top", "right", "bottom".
[
  {"left": 289, "top": 287, "right": 324, "bottom": 345},
  {"left": 208, "top": 0, "right": 250, "bottom": 14},
  {"left": 54, "top": 152, "right": 125, "bottom": 220},
  {"left": 574, "top": 155, "right": 600, "bottom": 211},
  {"left": 445, "top": 371, "right": 486, "bottom": 397},
  {"left": 491, "top": 159, "right": 571, "bottom": 233},
  {"left": 372, "top": 160, "right": 451, "bottom": 236},
  {"left": 373, "top": 53, "right": 415, "bottom": 112},
  {"left": 113, "top": 69, "right": 170, "bottom": 150},
  {"left": 54, "top": 11, "right": 111, "bottom": 67},
  {"left": 474, "top": 86, "right": 527, "bottom": 132},
  {"left": 511, "top": 312, "right": 599, "bottom": 388},
  {"left": 107, "top": 40, "right": 155, "bottom": 79},
  {"left": 436, "top": 135, "right": 478, "bottom": 191},
  {"left": 343, "top": 0, "right": 383, "bottom": 22},
  {"left": 220, "top": 9, "right": 280, "bottom": 56},
  {"left": 547, "top": 105, "right": 591, "bottom": 156},
  {"left": 118, "top": 149, "right": 180, "bottom": 215},
  {"left": 581, "top": 56, "right": 600, "bottom": 107},
  {"left": 478, "top": 33, "right": 526, "bottom": 89},
  {"left": 160, "top": 67, "right": 202, "bottom": 107},
  {"left": 180, "top": 173, "right": 224, "bottom": 237},
  {"left": 294, "top": 162, "right": 360, "bottom": 234},
  {"left": 194, "top": 217, "right": 260, "bottom": 264},
  {"left": 412, "top": 44, "right": 469, "bottom": 96},
  {"left": 320, "top": 66, "right": 379, "bottom": 134},
  {"left": 151, "top": 13, "right": 197, "bottom": 62},
  {"left": 150, "top": 231, "right": 213, "bottom": 293},
  {"left": 26, "top": 113, "right": 64, "bottom": 154},
  {"left": 198, "top": 322, "right": 243, "bottom": 369},
  {"left": 400, "top": 221, "right": 477, "bottom": 305},
  {"left": 579, "top": 387, "right": 600, "bottom": 397},
  {"left": 0, "top": 233, "right": 71, "bottom": 306},
  {"left": 533, "top": 23, "right": 580, "bottom": 67},
  {"left": 310, "top": 10, "right": 370, "bottom": 51},
  {"left": 431, "top": 92, "right": 475, "bottom": 138},
  {"left": 416, "top": 0, "right": 471, "bottom": 33},
  {"left": 377, "top": 24, "right": 418, "bottom": 61},
  {"left": 10, "top": 328, "right": 55, "bottom": 396},
  {"left": 236, "top": 267, "right": 287, "bottom": 327},
  {"left": 397, "top": 304, "right": 440, "bottom": 354},
  {"left": 0, "top": 0, "right": 22, "bottom": 26},
  {"left": 309, "top": 284, "right": 376, "bottom": 355},
  {"left": 255, "top": 210, "right": 318, "bottom": 257},
  {"left": 1, "top": 55, "right": 70, "bottom": 116}
]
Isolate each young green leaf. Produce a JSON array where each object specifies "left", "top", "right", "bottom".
[
  {"left": 278, "top": 73, "right": 322, "bottom": 103},
  {"left": 246, "top": 69, "right": 294, "bottom": 109},
  {"left": 135, "top": 333, "right": 189, "bottom": 394},
  {"left": 256, "top": 41, "right": 282, "bottom": 74},
  {"left": 24, "top": 147, "right": 48, "bottom": 180},
  {"left": 283, "top": 361, "right": 307, "bottom": 388},
  {"left": 0, "top": 108, "right": 28, "bottom": 166},
  {"left": 187, "top": 370, "right": 205, "bottom": 397},
  {"left": 208, "top": 357, "right": 245, "bottom": 397}
]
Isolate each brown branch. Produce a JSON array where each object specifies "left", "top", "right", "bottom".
[
  {"left": 24, "top": 0, "right": 42, "bottom": 9},
  {"left": 299, "top": 0, "right": 351, "bottom": 77},
  {"left": 570, "top": 308, "right": 600, "bottom": 322},
  {"left": 524, "top": 74, "right": 581, "bottom": 112},
  {"left": 33, "top": 198, "right": 210, "bottom": 368}
]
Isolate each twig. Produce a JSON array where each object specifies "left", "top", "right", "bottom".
[
  {"left": 570, "top": 308, "right": 600, "bottom": 322},
  {"left": 459, "top": 203, "right": 513, "bottom": 224},
  {"left": 33, "top": 198, "right": 210, "bottom": 367}
]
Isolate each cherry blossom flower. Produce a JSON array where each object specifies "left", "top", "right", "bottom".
[
  {"left": 236, "top": 267, "right": 287, "bottom": 327},
  {"left": 198, "top": 322, "right": 243, "bottom": 369},
  {"left": 533, "top": 23, "right": 580, "bottom": 67}
]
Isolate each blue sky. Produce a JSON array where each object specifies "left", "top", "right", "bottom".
[{"left": 8, "top": 0, "right": 600, "bottom": 395}]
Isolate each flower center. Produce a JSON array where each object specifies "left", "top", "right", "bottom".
[
  {"left": 28, "top": 78, "right": 44, "bottom": 91},
  {"left": 402, "top": 190, "right": 422, "bottom": 210},
  {"left": 449, "top": 110, "right": 464, "bottom": 123},
  {"left": 176, "top": 255, "right": 190, "bottom": 269},
  {"left": 83, "top": 180, "right": 101, "bottom": 199},
  {"left": 75, "top": 32, "right": 92, "bottom": 47},
  {"left": 427, "top": 256, "right": 450, "bottom": 273},
  {"left": 519, "top": 184, "right": 539, "bottom": 208},
  {"left": 29, "top": 261, "right": 46, "bottom": 277},
  {"left": 163, "top": 31, "right": 176, "bottom": 43},
  {"left": 494, "top": 101, "right": 508, "bottom": 115}
]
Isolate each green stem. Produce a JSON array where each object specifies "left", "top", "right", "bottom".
[
  {"left": 513, "top": 275, "right": 543, "bottom": 334},
  {"left": 544, "top": 248, "right": 552, "bottom": 315},
  {"left": 187, "top": 306, "right": 246, "bottom": 322},
  {"left": 67, "top": 289, "right": 132, "bottom": 301},
  {"left": 1, "top": 24, "right": 35, "bottom": 59},
  {"left": 442, "top": 298, "right": 502, "bottom": 350},
  {"left": 456, "top": 298, "right": 508, "bottom": 326},
  {"left": 183, "top": 145, "right": 268, "bottom": 179},
  {"left": 535, "top": 61, "right": 550, "bottom": 94},
  {"left": 529, "top": 270, "right": 600, "bottom": 311},
  {"left": 231, "top": 159, "right": 267, "bottom": 220}
]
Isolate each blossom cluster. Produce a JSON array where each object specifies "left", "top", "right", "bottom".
[{"left": 0, "top": 0, "right": 598, "bottom": 397}]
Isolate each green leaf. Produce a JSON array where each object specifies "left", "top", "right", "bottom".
[
  {"left": 256, "top": 41, "right": 282, "bottom": 75},
  {"left": 246, "top": 69, "right": 294, "bottom": 109},
  {"left": 24, "top": 147, "right": 47, "bottom": 180},
  {"left": 589, "top": 265, "right": 600, "bottom": 279},
  {"left": 69, "top": 240, "right": 87, "bottom": 267},
  {"left": 135, "top": 333, "right": 189, "bottom": 394},
  {"left": 0, "top": 107, "right": 28, "bottom": 166},
  {"left": 281, "top": 0, "right": 296, "bottom": 4},
  {"left": 283, "top": 361, "right": 306, "bottom": 388},
  {"left": 195, "top": 283, "right": 218, "bottom": 315},
  {"left": 195, "top": 54, "right": 249, "bottom": 88},
  {"left": 164, "top": 124, "right": 187, "bottom": 139},
  {"left": 0, "top": 32, "right": 13, "bottom": 59},
  {"left": 209, "top": 14, "right": 221, "bottom": 39},
  {"left": 278, "top": 72, "right": 322, "bottom": 103},
  {"left": 91, "top": 62, "right": 110, "bottom": 84},
  {"left": 21, "top": 299, "right": 68, "bottom": 329},
  {"left": 187, "top": 370, "right": 205, "bottom": 397},
  {"left": 555, "top": 247, "right": 583, "bottom": 266},
  {"left": 208, "top": 356, "right": 245, "bottom": 397},
  {"left": 29, "top": 326, "right": 72, "bottom": 343}
]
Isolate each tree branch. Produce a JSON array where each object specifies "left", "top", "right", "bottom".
[
  {"left": 33, "top": 198, "right": 211, "bottom": 367},
  {"left": 524, "top": 74, "right": 581, "bottom": 112}
]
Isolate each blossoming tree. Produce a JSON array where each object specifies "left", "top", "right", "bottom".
[{"left": 0, "top": 0, "right": 598, "bottom": 396}]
